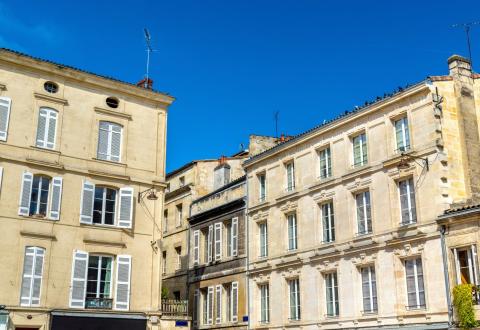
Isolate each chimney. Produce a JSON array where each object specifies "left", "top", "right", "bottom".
[
  {"left": 448, "top": 55, "right": 472, "bottom": 82},
  {"left": 137, "top": 78, "right": 154, "bottom": 90},
  {"left": 280, "top": 133, "right": 285, "bottom": 142},
  {"left": 213, "top": 156, "right": 231, "bottom": 190}
]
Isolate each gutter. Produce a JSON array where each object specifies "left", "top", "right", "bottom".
[{"left": 439, "top": 225, "right": 454, "bottom": 328}]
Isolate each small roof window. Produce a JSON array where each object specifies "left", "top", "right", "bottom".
[
  {"left": 44, "top": 81, "right": 58, "bottom": 94},
  {"left": 106, "top": 97, "right": 119, "bottom": 109}
]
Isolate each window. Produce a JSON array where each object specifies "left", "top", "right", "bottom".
[
  {"left": 162, "top": 251, "right": 167, "bottom": 275},
  {"left": 206, "top": 286, "right": 214, "bottom": 325},
  {"left": 29, "top": 175, "right": 50, "bottom": 216},
  {"left": 163, "top": 210, "right": 168, "bottom": 234},
  {"left": 399, "top": 178, "right": 417, "bottom": 225},
  {"left": 0, "top": 96, "right": 12, "bottom": 141},
  {"left": 259, "top": 222, "right": 268, "bottom": 258},
  {"left": 214, "top": 222, "right": 223, "bottom": 261},
  {"left": 395, "top": 117, "right": 410, "bottom": 152},
  {"left": 20, "top": 247, "right": 45, "bottom": 306},
  {"left": 230, "top": 282, "right": 238, "bottom": 322},
  {"left": 225, "top": 283, "right": 232, "bottom": 322},
  {"left": 286, "top": 162, "right": 295, "bottom": 192},
  {"left": 176, "top": 204, "right": 183, "bottom": 227},
  {"left": 322, "top": 202, "right": 335, "bottom": 243},
  {"left": 86, "top": 256, "right": 113, "bottom": 308},
  {"left": 205, "top": 226, "right": 213, "bottom": 263},
  {"left": 453, "top": 246, "right": 479, "bottom": 285},
  {"left": 405, "top": 258, "right": 425, "bottom": 309},
  {"left": 356, "top": 191, "right": 372, "bottom": 235},
  {"left": 193, "top": 230, "right": 200, "bottom": 265},
  {"left": 179, "top": 176, "right": 185, "bottom": 187},
  {"left": 353, "top": 133, "right": 368, "bottom": 167},
  {"left": 43, "top": 81, "right": 58, "bottom": 93},
  {"left": 174, "top": 291, "right": 181, "bottom": 300},
  {"left": 226, "top": 218, "right": 239, "bottom": 258},
  {"left": 260, "top": 284, "right": 270, "bottom": 323},
  {"left": 226, "top": 222, "right": 232, "bottom": 257},
  {"left": 288, "top": 278, "right": 300, "bottom": 320},
  {"left": 361, "top": 266, "right": 377, "bottom": 313},
  {"left": 105, "top": 97, "right": 119, "bottom": 109},
  {"left": 35, "top": 107, "right": 57, "bottom": 149},
  {"left": 319, "top": 147, "right": 332, "bottom": 179},
  {"left": 215, "top": 285, "right": 222, "bottom": 324},
  {"left": 93, "top": 187, "right": 117, "bottom": 225},
  {"left": 325, "top": 272, "right": 339, "bottom": 317},
  {"left": 97, "top": 121, "right": 122, "bottom": 162},
  {"left": 175, "top": 247, "right": 182, "bottom": 270},
  {"left": 258, "top": 173, "right": 266, "bottom": 202},
  {"left": 287, "top": 213, "right": 298, "bottom": 251}
]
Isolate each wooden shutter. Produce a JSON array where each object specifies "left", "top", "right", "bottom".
[
  {"left": 208, "top": 225, "right": 213, "bottom": 263},
  {"left": 232, "top": 217, "right": 238, "bottom": 257},
  {"left": 0, "top": 97, "right": 12, "bottom": 141},
  {"left": 231, "top": 281, "right": 238, "bottom": 322},
  {"left": 18, "top": 171, "right": 33, "bottom": 216},
  {"left": 207, "top": 286, "right": 214, "bottom": 325},
  {"left": 49, "top": 177, "right": 63, "bottom": 220},
  {"left": 20, "top": 247, "right": 44, "bottom": 306},
  {"left": 80, "top": 180, "right": 95, "bottom": 224},
  {"left": 215, "top": 285, "right": 222, "bottom": 324},
  {"left": 115, "top": 255, "right": 132, "bottom": 310},
  {"left": 214, "top": 222, "right": 222, "bottom": 261},
  {"left": 110, "top": 124, "right": 122, "bottom": 162},
  {"left": 69, "top": 250, "right": 88, "bottom": 308},
  {"left": 46, "top": 110, "right": 57, "bottom": 149},
  {"left": 193, "top": 289, "right": 199, "bottom": 326},
  {"left": 35, "top": 108, "right": 47, "bottom": 148},
  {"left": 453, "top": 248, "right": 461, "bottom": 284},
  {"left": 193, "top": 230, "right": 200, "bottom": 265},
  {"left": 97, "top": 122, "right": 109, "bottom": 160},
  {"left": 0, "top": 167, "right": 3, "bottom": 193},
  {"left": 117, "top": 187, "right": 133, "bottom": 228}
]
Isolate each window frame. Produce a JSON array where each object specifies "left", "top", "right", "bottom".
[
  {"left": 85, "top": 255, "right": 114, "bottom": 302},
  {"left": 321, "top": 201, "right": 335, "bottom": 243},
  {"left": 285, "top": 161, "right": 295, "bottom": 192},
  {"left": 29, "top": 175, "right": 51, "bottom": 217},
  {"left": 394, "top": 116, "right": 411, "bottom": 153},
  {"left": 92, "top": 186, "right": 118, "bottom": 226},
  {"left": 352, "top": 132, "right": 368, "bottom": 167},
  {"left": 258, "top": 173, "right": 266, "bottom": 202},
  {"left": 325, "top": 272, "right": 339, "bottom": 317},
  {"left": 35, "top": 107, "right": 58, "bottom": 150},
  {"left": 398, "top": 177, "right": 417, "bottom": 226},
  {"left": 260, "top": 283, "right": 270, "bottom": 323},
  {"left": 288, "top": 278, "right": 301, "bottom": 321},
  {"left": 453, "top": 245, "right": 479, "bottom": 286},
  {"left": 405, "top": 258, "right": 426, "bottom": 310},
  {"left": 97, "top": 121, "right": 123, "bottom": 162},
  {"left": 287, "top": 213, "right": 298, "bottom": 251},
  {"left": 259, "top": 221, "right": 268, "bottom": 258},
  {"left": 318, "top": 147, "right": 332, "bottom": 180},
  {"left": 360, "top": 266, "right": 378, "bottom": 314},
  {"left": 355, "top": 190, "right": 372, "bottom": 235}
]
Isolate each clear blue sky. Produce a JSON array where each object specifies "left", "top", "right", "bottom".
[{"left": 1, "top": 1, "right": 479, "bottom": 172}]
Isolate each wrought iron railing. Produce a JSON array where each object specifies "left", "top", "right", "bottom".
[
  {"left": 85, "top": 297, "right": 113, "bottom": 309},
  {"left": 161, "top": 299, "right": 188, "bottom": 316}
]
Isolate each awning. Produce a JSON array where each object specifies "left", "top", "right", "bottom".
[{"left": 50, "top": 311, "right": 147, "bottom": 330}]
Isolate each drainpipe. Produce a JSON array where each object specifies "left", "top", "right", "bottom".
[
  {"left": 440, "top": 224, "right": 453, "bottom": 328},
  {"left": 245, "top": 170, "right": 251, "bottom": 330}
]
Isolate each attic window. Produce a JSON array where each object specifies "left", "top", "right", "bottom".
[
  {"left": 44, "top": 81, "right": 58, "bottom": 94},
  {"left": 106, "top": 97, "right": 119, "bottom": 109}
]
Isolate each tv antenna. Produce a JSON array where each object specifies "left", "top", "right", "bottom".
[
  {"left": 452, "top": 21, "right": 480, "bottom": 70},
  {"left": 274, "top": 111, "right": 279, "bottom": 138},
  {"left": 143, "top": 28, "right": 157, "bottom": 89}
]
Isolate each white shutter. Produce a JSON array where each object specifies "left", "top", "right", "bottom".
[
  {"left": 193, "top": 289, "right": 200, "bottom": 326},
  {"left": 18, "top": 171, "right": 33, "bottom": 216},
  {"left": 232, "top": 217, "right": 238, "bottom": 257},
  {"left": 214, "top": 223, "right": 222, "bottom": 261},
  {"left": 0, "top": 97, "right": 12, "bottom": 141},
  {"left": 193, "top": 230, "right": 200, "bottom": 265},
  {"left": 117, "top": 187, "right": 133, "bottom": 228},
  {"left": 49, "top": 177, "right": 63, "bottom": 220},
  {"left": 115, "top": 255, "right": 132, "bottom": 310},
  {"left": 231, "top": 282, "right": 238, "bottom": 322},
  {"left": 35, "top": 109, "right": 47, "bottom": 148},
  {"left": 46, "top": 110, "right": 57, "bottom": 149},
  {"left": 472, "top": 245, "right": 479, "bottom": 285},
  {"left": 207, "top": 286, "right": 214, "bottom": 325},
  {"left": 216, "top": 285, "right": 222, "bottom": 324},
  {"left": 0, "top": 167, "right": 3, "bottom": 192},
  {"left": 454, "top": 248, "right": 461, "bottom": 285},
  {"left": 110, "top": 124, "right": 122, "bottom": 162},
  {"left": 97, "top": 122, "right": 109, "bottom": 160},
  {"left": 80, "top": 180, "right": 94, "bottom": 224},
  {"left": 69, "top": 250, "right": 88, "bottom": 308},
  {"left": 20, "top": 247, "right": 44, "bottom": 306},
  {"left": 208, "top": 225, "right": 213, "bottom": 263}
]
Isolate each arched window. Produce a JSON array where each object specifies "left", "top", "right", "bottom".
[
  {"left": 36, "top": 107, "right": 58, "bottom": 149},
  {"left": 97, "top": 121, "right": 122, "bottom": 162}
]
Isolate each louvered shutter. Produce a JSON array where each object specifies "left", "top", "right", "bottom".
[
  {"left": 97, "top": 122, "right": 109, "bottom": 160},
  {"left": 193, "top": 230, "right": 200, "bottom": 265},
  {"left": 0, "top": 97, "right": 11, "bottom": 141},
  {"left": 232, "top": 217, "right": 238, "bottom": 257},
  {"left": 31, "top": 248, "right": 45, "bottom": 306},
  {"left": 231, "top": 282, "right": 238, "bottom": 322},
  {"left": 115, "top": 255, "right": 131, "bottom": 310},
  {"left": 35, "top": 109, "right": 47, "bottom": 148},
  {"left": 46, "top": 110, "right": 57, "bottom": 149},
  {"left": 80, "top": 180, "right": 94, "bottom": 224},
  {"left": 69, "top": 250, "right": 88, "bottom": 308},
  {"left": 207, "top": 286, "right": 214, "bottom": 325},
  {"left": 454, "top": 248, "right": 461, "bottom": 284},
  {"left": 117, "top": 187, "right": 133, "bottom": 228},
  {"left": 49, "top": 177, "right": 63, "bottom": 220},
  {"left": 0, "top": 167, "right": 3, "bottom": 192},
  {"left": 193, "top": 289, "right": 200, "bottom": 326},
  {"left": 215, "top": 285, "right": 222, "bottom": 324},
  {"left": 214, "top": 223, "right": 222, "bottom": 261},
  {"left": 110, "top": 124, "right": 122, "bottom": 162},
  {"left": 207, "top": 225, "right": 213, "bottom": 263},
  {"left": 18, "top": 171, "right": 33, "bottom": 216},
  {"left": 20, "top": 247, "right": 44, "bottom": 306}
]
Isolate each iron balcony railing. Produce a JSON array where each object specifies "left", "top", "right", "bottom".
[
  {"left": 161, "top": 299, "right": 188, "bottom": 316},
  {"left": 85, "top": 297, "right": 113, "bottom": 309}
]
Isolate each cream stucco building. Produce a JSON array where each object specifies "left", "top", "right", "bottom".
[
  {"left": 244, "top": 55, "right": 480, "bottom": 329},
  {"left": 0, "top": 48, "right": 174, "bottom": 330}
]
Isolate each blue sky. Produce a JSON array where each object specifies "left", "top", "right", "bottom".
[{"left": 1, "top": 1, "right": 479, "bottom": 172}]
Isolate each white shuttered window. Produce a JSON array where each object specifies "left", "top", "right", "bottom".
[
  {"left": 0, "top": 97, "right": 12, "bottom": 141},
  {"left": 231, "top": 282, "right": 238, "bottom": 322},
  {"left": 232, "top": 217, "right": 238, "bottom": 257},
  {"left": 115, "top": 255, "right": 132, "bottom": 310},
  {"left": 214, "top": 222, "right": 222, "bottom": 261},
  {"left": 193, "top": 230, "right": 200, "bottom": 265},
  {"left": 35, "top": 108, "right": 58, "bottom": 149},
  {"left": 20, "top": 247, "right": 45, "bottom": 306},
  {"left": 70, "top": 250, "right": 89, "bottom": 308},
  {"left": 215, "top": 285, "right": 222, "bottom": 324},
  {"left": 97, "top": 121, "right": 122, "bottom": 162}
]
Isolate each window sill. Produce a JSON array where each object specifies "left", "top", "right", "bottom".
[
  {"left": 80, "top": 222, "right": 128, "bottom": 231},
  {"left": 19, "top": 214, "right": 55, "bottom": 222},
  {"left": 30, "top": 145, "right": 61, "bottom": 154},
  {"left": 91, "top": 157, "right": 127, "bottom": 167}
]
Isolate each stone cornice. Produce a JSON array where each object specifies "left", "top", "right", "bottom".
[
  {"left": 34, "top": 92, "right": 68, "bottom": 105},
  {"left": 94, "top": 106, "right": 132, "bottom": 120}
]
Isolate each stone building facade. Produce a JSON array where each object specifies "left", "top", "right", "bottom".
[
  {"left": 0, "top": 49, "right": 173, "bottom": 330},
  {"left": 244, "top": 55, "right": 480, "bottom": 329}
]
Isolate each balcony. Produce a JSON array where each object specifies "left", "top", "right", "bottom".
[
  {"left": 85, "top": 297, "right": 113, "bottom": 309},
  {"left": 161, "top": 299, "right": 188, "bottom": 316}
]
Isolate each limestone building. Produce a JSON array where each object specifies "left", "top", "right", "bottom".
[
  {"left": 0, "top": 49, "right": 173, "bottom": 330},
  {"left": 244, "top": 55, "right": 480, "bottom": 329}
]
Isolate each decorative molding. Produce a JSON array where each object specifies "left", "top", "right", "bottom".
[
  {"left": 94, "top": 107, "right": 132, "bottom": 120},
  {"left": 312, "top": 189, "right": 335, "bottom": 203},
  {"left": 315, "top": 259, "right": 339, "bottom": 273},
  {"left": 251, "top": 210, "right": 269, "bottom": 222},
  {"left": 20, "top": 230, "right": 56, "bottom": 241},
  {"left": 25, "top": 157, "right": 64, "bottom": 170},
  {"left": 279, "top": 199, "right": 298, "bottom": 213},
  {"left": 251, "top": 273, "right": 271, "bottom": 284},
  {"left": 87, "top": 169, "right": 130, "bottom": 181},
  {"left": 345, "top": 177, "right": 372, "bottom": 192},
  {"left": 351, "top": 252, "right": 377, "bottom": 267},
  {"left": 393, "top": 243, "right": 425, "bottom": 258},
  {"left": 83, "top": 238, "right": 126, "bottom": 248},
  {"left": 281, "top": 267, "right": 301, "bottom": 279},
  {"left": 33, "top": 92, "right": 68, "bottom": 105}
]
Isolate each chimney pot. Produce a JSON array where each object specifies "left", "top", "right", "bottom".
[
  {"left": 448, "top": 55, "right": 472, "bottom": 78},
  {"left": 137, "top": 78, "right": 154, "bottom": 89}
]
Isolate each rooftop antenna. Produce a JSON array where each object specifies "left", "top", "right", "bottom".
[
  {"left": 274, "top": 111, "right": 279, "bottom": 138},
  {"left": 452, "top": 21, "right": 480, "bottom": 71},
  {"left": 143, "top": 28, "right": 157, "bottom": 89}
]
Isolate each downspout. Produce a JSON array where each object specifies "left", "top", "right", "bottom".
[
  {"left": 440, "top": 224, "right": 453, "bottom": 327},
  {"left": 187, "top": 201, "right": 192, "bottom": 313},
  {"left": 245, "top": 170, "right": 251, "bottom": 330}
]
